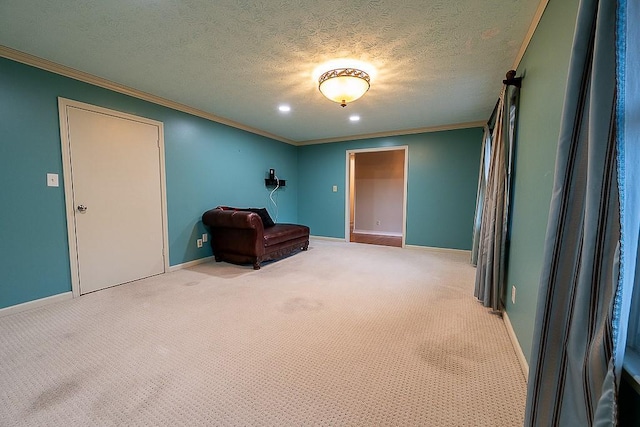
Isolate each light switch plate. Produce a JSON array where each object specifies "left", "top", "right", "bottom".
[
  {"left": 47, "top": 173, "right": 59, "bottom": 187},
  {"left": 332, "top": 185, "right": 338, "bottom": 192}
]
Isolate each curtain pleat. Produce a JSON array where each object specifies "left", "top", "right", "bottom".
[
  {"left": 474, "top": 84, "right": 519, "bottom": 311},
  {"left": 471, "top": 125, "right": 491, "bottom": 266},
  {"left": 619, "top": 0, "right": 640, "bottom": 364},
  {"left": 524, "top": 0, "right": 633, "bottom": 424}
]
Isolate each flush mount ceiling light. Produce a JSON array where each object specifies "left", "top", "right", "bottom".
[{"left": 318, "top": 68, "right": 370, "bottom": 107}]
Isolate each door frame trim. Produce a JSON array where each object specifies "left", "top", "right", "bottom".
[
  {"left": 58, "top": 97, "right": 170, "bottom": 297},
  {"left": 344, "top": 146, "right": 409, "bottom": 247}
]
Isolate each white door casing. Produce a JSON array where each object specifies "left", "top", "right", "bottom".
[
  {"left": 59, "top": 98, "right": 169, "bottom": 296},
  {"left": 345, "top": 146, "right": 409, "bottom": 247}
]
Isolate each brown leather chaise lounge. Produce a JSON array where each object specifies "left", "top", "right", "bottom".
[{"left": 202, "top": 206, "right": 309, "bottom": 269}]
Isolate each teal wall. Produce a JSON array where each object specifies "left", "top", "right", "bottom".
[
  {"left": 504, "top": 0, "right": 580, "bottom": 362},
  {"left": 298, "top": 128, "right": 483, "bottom": 250},
  {"left": 0, "top": 57, "right": 298, "bottom": 309}
]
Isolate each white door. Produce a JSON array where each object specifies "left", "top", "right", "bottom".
[{"left": 60, "top": 100, "right": 167, "bottom": 295}]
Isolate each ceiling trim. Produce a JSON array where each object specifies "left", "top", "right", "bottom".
[
  {"left": 512, "top": 0, "right": 550, "bottom": 70},
  {"left": 297, "top": 121, "right": 487, "bottom": 146},
  {"left": 0, "top": 45, "right": 296, "bottom": 145}
]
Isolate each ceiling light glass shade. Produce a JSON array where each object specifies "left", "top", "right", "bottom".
[{"left": 318, "top": 68, "right": 370, "bottom": 107}]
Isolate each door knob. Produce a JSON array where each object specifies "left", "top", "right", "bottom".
[{"left": 77, "top": 204, "right": 88, "bottom": 213}]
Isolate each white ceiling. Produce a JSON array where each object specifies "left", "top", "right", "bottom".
[{"left": 0, "top": 0, "right": 541, "bottom": 144}]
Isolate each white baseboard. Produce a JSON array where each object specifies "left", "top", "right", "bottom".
[
  {"left": 503, "top": 310, "right": 529, "bottom": 381},
  {"left": 0, "top": 292, "right": 73, "bottom": 317},
  {"left": 405, "top": 244, "right": 471, "bottom": 256},
  {"left": 169, "top": 256, "right": 214, "bottom": 272},
  {"left": 310, "top": 235, "right": 346, "bottom": 242}
]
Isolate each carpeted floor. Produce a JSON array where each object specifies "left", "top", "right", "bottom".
[{"left": 0, "top": 239, "right": 526, "bottom": 426}]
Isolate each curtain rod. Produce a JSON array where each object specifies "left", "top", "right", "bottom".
[
  {"left": 487, "top": 70, "right": 523, "bottom": 127},
  {"left": 503, "top": 69, "right": 523, "bottom": 88}
]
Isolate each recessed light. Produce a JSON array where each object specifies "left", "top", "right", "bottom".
[
  {"left": 349, "top": 115, "right": 360, "bottom": 122},
  {"left": 278, "top": 105, "right": 291, "bottom": 112}
]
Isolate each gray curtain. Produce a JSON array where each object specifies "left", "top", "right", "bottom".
[
  {"left": 474, "top": 84, "right": 520, "bottom": 311},
  {"left": 524, "top": 0, "right": 636, "bottom": 424},
  {"left": 470, "top": 125, "right": 491, "bottom": 266},
  {"left": 623, "top": 0, "right": 640, "bottom": 361}
]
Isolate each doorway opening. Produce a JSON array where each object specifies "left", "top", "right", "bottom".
[{"left": 345, "top": 147, "right": 408, "bottom": 248}]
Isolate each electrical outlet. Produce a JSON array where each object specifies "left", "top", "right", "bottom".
[
  {"left": 376, "top": 220, "right": 381, "bottom": 226},
  {"left": 47, "top": 173, "right": 59, "bottom": 187},
  {"left": 511, "top": 285, "right": 516, "bottom": 304},
  {"left": 197, "top": 238, "right": 203, "bottom": 248},
  {"left": 332, "top": 185, "right": 338, "bottom": 192},
  {"left": 202, "top": 233, "right": 208, "bottom": 243}
]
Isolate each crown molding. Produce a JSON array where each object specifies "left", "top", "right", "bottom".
[
  {"left": 512, "top": 0, "right": 550, "bottom": 70},
  {"left": 297, "top": 121, "right": 486, "bottom": 146},
  {"left": 0, "top": 45, "right": 296, "bottom": 145},
  {"left": 1, "top": 45, "right": 492, "bottom": 148}
]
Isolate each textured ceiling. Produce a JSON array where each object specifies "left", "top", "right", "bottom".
[{"left": 0, "top": 0, "right": 540, "bottom": 144}]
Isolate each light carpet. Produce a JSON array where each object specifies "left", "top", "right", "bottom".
[{"left": 0, "top": 239, "right": 526, "bottom": 426}]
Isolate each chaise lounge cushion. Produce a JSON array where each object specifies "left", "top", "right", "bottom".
[{"left": 262, "top": 224, "right": 310, "bottom": 246}]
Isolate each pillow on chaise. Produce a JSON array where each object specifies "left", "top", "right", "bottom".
[{"left": 241, "top": 207, "right": 275, "bottom": 228}]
